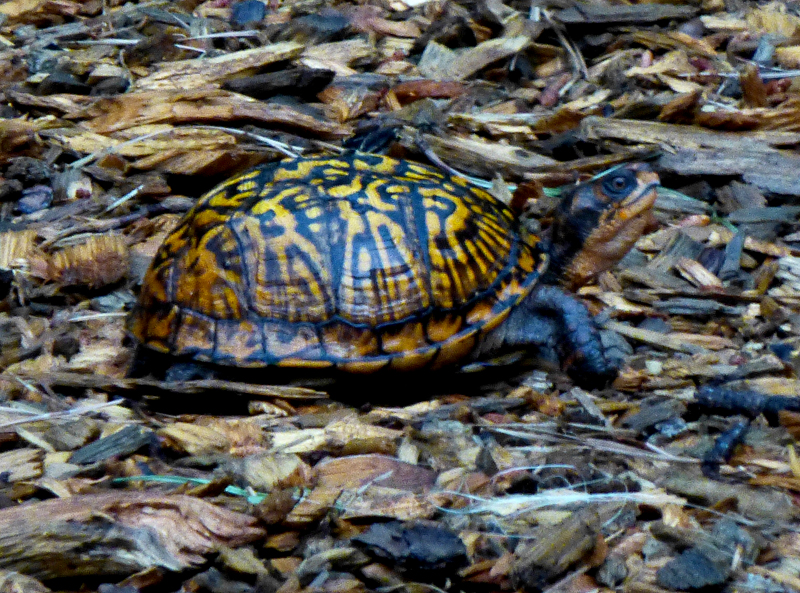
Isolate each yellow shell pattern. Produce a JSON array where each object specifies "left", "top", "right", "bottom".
[{"left": 128, "top": 153, "right": 547, "bottom": 372}]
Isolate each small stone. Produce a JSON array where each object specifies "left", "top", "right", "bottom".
[
  {"left": 231, "top": 0, "right": 266, "bottom": 26},
  {"left": 17, "top": 184, "right": 53, "bottom": 214}
]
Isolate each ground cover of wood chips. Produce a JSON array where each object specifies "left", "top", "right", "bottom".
[{"left": 1, "top": 0, "right": 800, "bottom": 591}]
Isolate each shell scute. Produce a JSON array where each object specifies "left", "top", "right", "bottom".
[
  {"left": 261, "top": 319, "right": 324, "bottom": 361},
  {"left": 214, "top": 318, "right": 263, "bottom": 364},
  {"left": 318, "top": 321, "right": 379, "bottom": 359},
  {"left": 173, "top": 309, "right": 216, "bottom": 359}
]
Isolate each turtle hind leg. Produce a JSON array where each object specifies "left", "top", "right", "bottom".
[
  {"left": 127, "top": 346, "right": 218, "bottom": 381},
  {"left": 499, "top": 285, "right": 618, "bottom": 388},
  {"left": 127, "top": 346, "right": 168, "bottom": 379}
]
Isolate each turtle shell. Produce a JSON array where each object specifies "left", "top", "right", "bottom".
[{"left": 128, "top": 153, "right": 547, "bottom": 372}]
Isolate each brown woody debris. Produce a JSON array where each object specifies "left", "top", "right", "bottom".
[
  {"left": 31, "top": 234, "right": 129, "bottom": 288},
  {"left": 0, "top": 493, "right": 264, "bottom": 579}
]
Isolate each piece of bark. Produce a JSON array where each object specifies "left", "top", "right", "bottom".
[
  {"left": 391, "top": 80, "right": 466, "bottom": 104},
  {"left": 0, "top": 493, "right": 265, "bottom": 579},
  {"left": 675, "top": 257, "right": 723, "bottom": 289},
  {"left": 294, "top": 547, "right": 371, "bottom": 585},
  {"left": 16, "top": 371, "right": 327, "bottom": 400},
  {"left": 603, "top": 322, "right": 706, "bottom": 354},
  {"left": 407, "top": 133, "right": 557, "bottom": 178},
  {"left": 283, "top": 485, "right": 343, "bottom": 528},
  {"left": 0, "top": 571, "right": 51, "bottom": 593},
  {"left": 555, "top": 3, "right": 697, "bottom": 24},
  {"left": 133, "top": 43, "right": 304, "bottom": 91},
  {"left": 69, "top": 425, "right": 154, "bottom": 465},
  {"left": 158, "top": 421, "right": 233, "bottom": 455},
  {"left": 579, "top": 115, "right": 800, "bottom": 149},
  {"left": 652, "top": 468, "right": 798, "bottom": 522},
  {"left": 354, "top": 520, "right": 467, "bottom": 572},
  {"left": 741, "top": 63, "right": 768, "bottom": 108},
  {"left": 0, "top": 449, "right": 44, "bottom": 483},
  {"left": 78, "top": 89, "right": 350, "bottom": 138},
  {"left": 235, "top": 453, "right": 314, "bottom": 491},
  {"left": 315, "top": 454, "right": 436, "bottom": 493},
  {"left": 337, "top": 485, "right": 436, "bottom": 520},
  {"left": 621, "top": 400, "right": 686, "bottom": 434},
  {"left": 5, "top": 89, "right": 96, "bottom": 116},
  {"left": 268, "top": 418, "right": 401, "bottom": 455},
  {"left": 579, "top": 116, "right": 800, "bottom": 195},
  {"left": 32, "top": 234, "right": 129, "bottom": 288},
  {"left": 418, "top": 37, "right": 530, "bottom": 81},
  {"left": 654, "top": 518, "right": 760, "bottom": 589},
  {"left": 659, "top": 142, "right": 800, "bottom": 196},
  {"left": 348, "top": 5, "right": 421, "bottom": 38},
  {"left": 511, "top": 506, "right": 607, "bottom": 589},
  {"left": 224, "top": 68, "right": 335, "bottom": 100}
]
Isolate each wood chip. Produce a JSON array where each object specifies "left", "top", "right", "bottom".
[
  {"left": 0, "top": 493, "right": 264, "bottom": 579},
  {"left": 418, "top": 36, "right": 530, "bottom": 81},
  {"left": 134, "top": 43, "right": 304, "bottom": 91}
]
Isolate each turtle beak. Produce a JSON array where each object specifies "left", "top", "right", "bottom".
[{"left": 616, "top": 168, "right": 659, "bottom": 221}]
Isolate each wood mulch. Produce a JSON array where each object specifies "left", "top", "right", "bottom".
[{"left": 1, "top": 0, "right": 800, "bottom": 591}]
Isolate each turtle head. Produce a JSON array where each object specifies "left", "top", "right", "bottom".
[{"left": 546, "top": 163, "right": 659, "bottom": 290}]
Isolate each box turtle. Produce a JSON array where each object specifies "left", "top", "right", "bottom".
[{"left": 129, "top": 153, "right": 658, "bottom": 386}]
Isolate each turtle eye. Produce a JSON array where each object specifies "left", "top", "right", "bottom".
[{"left": 602, "top": 170, "right": 637, "bottom": 199}]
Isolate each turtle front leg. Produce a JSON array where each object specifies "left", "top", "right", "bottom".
[{"left": 494, "top": 285, "right": 618, "bottom": 387}]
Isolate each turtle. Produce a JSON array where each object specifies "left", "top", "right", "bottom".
[{"left": 128, "top": 153, "right": 659, "bottom": 386}]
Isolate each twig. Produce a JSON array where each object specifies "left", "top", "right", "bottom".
[{"left": 0, "top": 398, "right": 127, "bottom": 429}]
